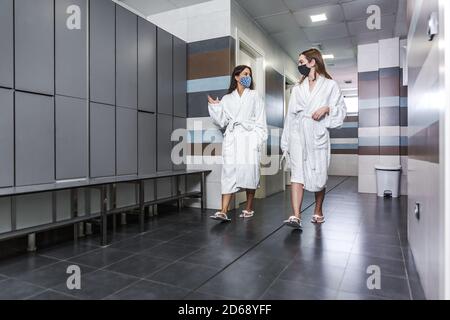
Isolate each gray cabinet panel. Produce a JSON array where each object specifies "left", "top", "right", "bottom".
[
  {"left": 173, "top": 36, "right": 187, "bottom": 118},
  {"left": 0, "top": 0, "right": 13, "bottom": 88},
  {"left": 116, "top": 6, "right": 137, "bottom": 109},
  {"left": 15, "top": 0, "right": 54, "bottom": 95},
  {"left": 55, "top": 0, "right": 88, "bottom": 99},
  {"left": 173, "top": 116, "right": 187, "bottom": 171},
  {"left": 157, "top": 114, "right": 173, "bottom": 172},
  {"left": 90, "top": 103, "right": 115, "bottom": 178},
  {"left": 116, "top": 107, "right": 138, "bottom": 175},
  {"left": 138, "top": 112, "right": 156, "bottom": 175},
  {"left": 157, "top": 28, "right": 173, "bottom": 115},
  {"left": 55, "top": 96, "right": 87, "bottom": 180},
  {"left": 138, "top": 18, "right": 157, "bottom": 113},
  {"left": 15, "top": 92, "right": 55, "bottom": 186},
  {"left": 16, "top": 193, "right": 53, "bottom": 229},
  {"left": 0, "top": 198, "right": 12, "bottom": 233},
  {"left": 90, "top": 0, "right": 115, "bottom": 105},
  {"left": 0, "top": 89, "right": 14, "bottom": 188}
]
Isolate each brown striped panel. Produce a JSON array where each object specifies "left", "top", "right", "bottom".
[
  {"left": 359, "top": 108, "right": 380, "bottom": 128},
  {"left": 188, "top": 49, "right": 232, "bottom": 80},
  {"left": 379, "top": 67, "right": 400, "bottom": 97},
  {"left": 332, "top": 149, "right": 359, "bottom": 155},
  {"left": 379, "top": 146, "right": 401, "bottom": 156},
  {"left": 345, "top": 116, "right": 359, "bottom": 123},
  {"left": 358, "top": 71, "right": 379, "bottom": 100},
  {"left": 380, "top": 106, "right": 400, "bottom": 127},
  {"left": 359, "top": 146, "right": 380, "bottom": 156},
  {"left": 409, "top": 121, "right": 439, "bottom": 164}
]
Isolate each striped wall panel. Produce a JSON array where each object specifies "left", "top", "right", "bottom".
[
  {"left": 330, "top": 115, "right": 359, "bottom": 155},
  {"left": 187, "top": 36, "right": 235, "bottom": 118}
]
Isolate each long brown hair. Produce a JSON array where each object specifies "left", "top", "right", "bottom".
[
  {"left": 299, "top": 48, "right": 332, "bottom": 84},
  {"left": 227, "top": 65, "right": 254, "bottom": 94}
]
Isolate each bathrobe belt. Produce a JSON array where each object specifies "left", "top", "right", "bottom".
[
  {"left": 294, "top": 111, "right": 317, "bottom": 171},
  {"left": 225, "top": 120, "right": 254, "bottom": 136}
]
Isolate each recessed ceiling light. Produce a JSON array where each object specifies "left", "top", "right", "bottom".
[
  {"left": 323, "top": 54, "right": 335, "bottom": 60},
  {"left": 310, "top": 14, "right": 327, "bottom": 23}
]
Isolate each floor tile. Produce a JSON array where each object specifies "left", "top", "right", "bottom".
[
  {"left": 261, "top": 279, "right": 337, "bottom": 300},
  {"left": 0, "top": 254, "right": 59, "bottom": 278},
  {"left": 106, "top": 280, "right": 190, "bottom": 300},
  {"left": 105, "top": 254, "right": 172, "bottom": 278},
  {"left": 0, "top": 279, "right": 46, "bottom": 300},
  {"left": 67, "top": 248, "right": 134, "bottom": 269}
]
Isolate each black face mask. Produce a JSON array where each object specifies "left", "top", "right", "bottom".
[{"left": 298, "top": 64, "right": 311, "bottom": 77}]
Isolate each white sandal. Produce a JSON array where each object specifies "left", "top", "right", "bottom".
[
  {"left": 239, "top": 210, "right": 254, "bottom": 218},
  {"left": 210, "top": 211, "right": 231, "bottom": 222},
  {"left": 283, "top": 216, "right": 302, "bottom": 229},
  {"left": 311, "top": 215, "right": 325, "bottom": 224}
]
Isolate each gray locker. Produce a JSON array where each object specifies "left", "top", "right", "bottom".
[
  {"left": 138, "top": 18, "right": 157, "bottom": 113},
  {"left": 157, "top": 28, "right": 173, "bottom": 115},
  {"left": 15, "top": 0, "right": 54, "bottom": 95},
  {"left": 138, "top": 112, "right": 156, "bottom": 175},
  {"left": 16, "top": 193, "right": 53, "bottom": 229},
  {"left": 0, "top": 0, "right": 13, "bottom": 88},
  {"left": 157, "top": 114, "right": 174, "bottom": 172},
  {"left": 90, "top": 103, "right": 115, "bottom": 178},
  {"left": 116, "top": 107, "right": 138, "bottom": 175},
  {"left": 0, "top": 89, "right": 14, "bottom": 188},
  {"left": 15, "top": 92, "right": 54, "bottom": 186},
  {"left": 0, "top": 198, "right": 12, "bottom": 233},
  {"left": 173, "top": 116, "right": 187, "bottom": 171},
  {"left": 116, "top": 6, "right": 137, "bottom": 109},
  {"left": 173, "top": 36, "right": 187, "bottom": 118},
  {"left": 90, "top": 0, "right": 115, "bottom": 105},
  {"left": 55, "top": 0, "right": 88, "bottom": 99},
  {"left": 55, "top": 96, "right": 88, "bottom": 180}
]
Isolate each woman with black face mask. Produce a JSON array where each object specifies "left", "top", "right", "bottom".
[
  {"left": 280, "top": 48, "right": 347, "bottom": 229},
  {"left": 207, "top": 65, "right": 268, "bottom": 222}
]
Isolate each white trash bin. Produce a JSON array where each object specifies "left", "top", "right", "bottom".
[{"left": 375, "top": 165, "right": 402, "bottom": 198}]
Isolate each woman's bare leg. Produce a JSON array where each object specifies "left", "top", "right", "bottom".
[
  {"left": 291, "top": 183, "right": 305, "bottom": 219},
  {"left": 314, "top": 189, "right": 326, "bottom": 217},
  {"left": 221, "top": 194, "right": 233, "bottom": 214},
  {"left": 245, "top": 189, "right": 256, "bottom": 212}
]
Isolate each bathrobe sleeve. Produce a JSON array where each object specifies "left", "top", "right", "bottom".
[
  {"left": 254, "top": 94, "right": 268, "bottom": 148},
  {"left": 324, "top": 81, "right": 347, "bottom": 129},
  {"left": 208, "top": 97, "right": 230, "bottom": 129},
  {"left": 281, "top": 86, "right": 299, "bottom": 153}
]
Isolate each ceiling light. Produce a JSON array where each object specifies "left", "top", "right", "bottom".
[
  {"left": 323, "top": 54, "right": 335, "bottom": 60},
  {"left": 310, "top": 14, "right": 327, "bottom": 23}
]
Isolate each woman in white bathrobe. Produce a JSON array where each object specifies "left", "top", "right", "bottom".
[
  {"left": 208, "top": 65, "right": 268, "bottom": 222},
  {"left": 281, "top": 48, "right": 347, "bottom": 229}
]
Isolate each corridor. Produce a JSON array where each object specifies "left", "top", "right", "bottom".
[{"left": 0, "top": 177, "right": 425, "bottom": 300}]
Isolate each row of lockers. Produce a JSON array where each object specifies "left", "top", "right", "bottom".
[
  {"left": 0, "top": 0, "right": 186, "bottom": 117},
  {"left": 0, "top": 89, "right": 187, "bottom": 188}
]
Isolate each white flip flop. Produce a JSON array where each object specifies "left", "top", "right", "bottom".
[
  {"left": 239, "top": 210, "right": 254, "bottom": 218},
  {"left": 210, "top": 212, "right": 231, "bottom": 222},
  {"left": 283, "top": 216, "right": 302, "bottom": 229}
]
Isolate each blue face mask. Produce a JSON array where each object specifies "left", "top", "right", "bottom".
[{"left": 239, "top": 76, "right": 252, "bottom": 88}]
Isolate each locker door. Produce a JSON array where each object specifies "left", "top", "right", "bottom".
[
  {"left": 157, "top": 114, "right": 174, "bottom": 172},
  {"left": 15, "top": 0, "right": 54, "bottom": 95},
  {"left": 173, "top": 116, "right": 187, "bottom": 171},
  {"left": 138, "top": 112, "right": 156, "bottom": 175},
  {"left": 55, "top": 96, "right": 87, "bottom": 180},
  {"left": 116, "top": 6, "right": 137, "bottom": 109},
  {"left": 55, "top": 0, "right": 88, "bottom": 99},
  {"left": 0, "top": 0, "right": 13, "bottom": 88},
  {"left": 173, "top": 36, "right": 187, "bottom": 118},
  {"left": 90, "top": 103, "right": 115, "bottom": 178},
  {"left": 90, "top": 0, "right": 115, "bottom": 105},
  {"left": 157, "top": 28, "right": 173, "bottom": 116},
  {"left": 0, "top": 89, "right": 14, "bottom": 187},
  {"left": 116, "top": 107, "right": 138, "bottom": 175},
  {"left": 138, "top": 18, "right": 157, "bottom": 113},
  {"left": 15, "top": 92, "right": 55, "bottom": 186}
]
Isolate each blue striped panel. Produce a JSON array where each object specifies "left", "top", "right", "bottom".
[
  {"left": 331, "top": 144, "right": 359, "bottom": 150},
  {"left": 188, "top": 130, "right": 223, "bottom": 144},
  {"left": 358, "top": 98, "right": 379, "bottom": 110},
  {"left": 187, "top": 76, "right": 230, "bottom": 93},
  {"left": 380, "top": 136, "right": 400, "bottom": 146},
  {"left": 380, "top": 96, "right": 400, "bottom": 108},
  {"left": 400, "top": 97, "right": 408, "bottom": 108},
  {"left": 359, "top": 137, "right": 379, "bottom": 147},
  {"left": 341, "top": 122, "right": 358, "bottom": 128}
]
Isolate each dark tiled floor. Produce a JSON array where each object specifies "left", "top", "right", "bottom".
[{"left": 0, "top": 177, "right": 426, "bottom": 300}]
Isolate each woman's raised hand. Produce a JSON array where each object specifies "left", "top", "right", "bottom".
[{"left": 208, "top": 95, "right": 220, "bottom": 105}]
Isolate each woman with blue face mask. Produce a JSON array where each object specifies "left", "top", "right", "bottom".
[{"left": 207, "top": 65, "right": 268, "bottom": 222}]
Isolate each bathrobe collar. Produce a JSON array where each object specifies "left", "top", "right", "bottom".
[{"left": 305, "top": 75, "right": 326, "bottom": 105}]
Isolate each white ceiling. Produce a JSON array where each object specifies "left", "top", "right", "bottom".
[
  {"left": 236, "top": 0, "right": 408, "bottom": 89},
  {"left": 119, "top": 0, "right": 212, "bottom": 16}
]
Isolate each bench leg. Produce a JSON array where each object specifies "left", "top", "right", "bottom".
[
  {"left": 139, "top": 181, "right": 145, "bottom": 233},
  {"left": 120, "top": 213, "right": 127, "bottom": 225},
  {"left": 100, "top": 186, "right": 108, "bottom": 247},
  {"left": 27, "top": 233, "right": 37, "bottom": 252}
]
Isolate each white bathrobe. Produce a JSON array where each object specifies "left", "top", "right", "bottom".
[
  {"left": 208, "top": 89, "right": 268, "bottom": 194},
  {"left": 281, "top": 76, "right": 347, "bottom": 192}
]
